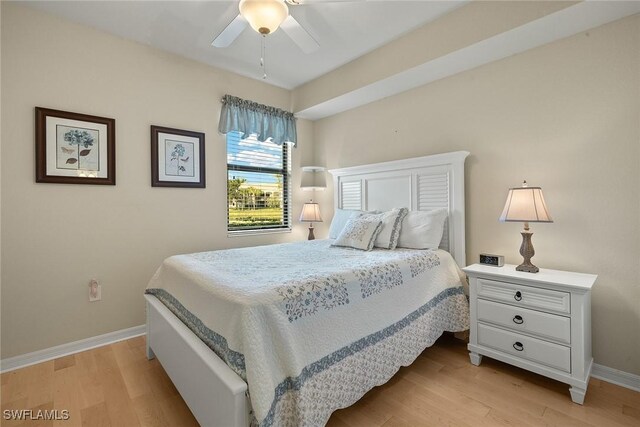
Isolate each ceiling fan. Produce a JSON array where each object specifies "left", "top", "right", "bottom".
[{"left": 211, "top": 0, "right": 350, "bottom": 54}]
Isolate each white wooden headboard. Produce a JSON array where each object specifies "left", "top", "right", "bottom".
[{"left": 328, "top": 151, "right": 470, "bottom": 267}]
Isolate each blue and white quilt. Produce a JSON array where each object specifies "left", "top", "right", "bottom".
[{"left": 146, "top": 240, "right": 469, "bottom": 426}]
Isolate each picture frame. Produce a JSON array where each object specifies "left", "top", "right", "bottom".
[
  {"left": 151, "top": 125, "right": 205, "bottom": 188},
  {"left": 35, "top": 107, "right": 116, "bottom": 185}
]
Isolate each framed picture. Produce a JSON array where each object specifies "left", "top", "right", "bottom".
[
  {"left": 35, "top": 107, "right": 116, "bottom": 185},
  {"left": 151, "top": 126, "right": 205, "bottom": 188}
]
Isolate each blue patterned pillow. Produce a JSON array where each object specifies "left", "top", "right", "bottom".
[
  {"left": 361, "top": 208, "right": 409, "bottom": 249},
  {"left": 331, "top": 216, "right": 383, "bottom": 251}
]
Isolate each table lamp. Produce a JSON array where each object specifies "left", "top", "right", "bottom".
[
  {"left": 299, "top": 200, "right": 322, "bottom": 240},
  {"left": 499, "top": 181, "right": 553, "bottom": 273}
]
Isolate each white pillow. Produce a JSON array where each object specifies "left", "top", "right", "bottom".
[
  {"left": 361, "top": 208, "right": 409, "bottom": 249},
  {"left": 332, "top": 216, "right": 383, "bottom": 251},
  {"left": 328, "top": 209, "right": 362, "bottom": 239},
  {"left": 397, "top": 208, "right": 448, "bottom": 250}
]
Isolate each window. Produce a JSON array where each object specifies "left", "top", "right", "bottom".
[{"left": 227, "top": 131, "right": 291, "bottom": 233}]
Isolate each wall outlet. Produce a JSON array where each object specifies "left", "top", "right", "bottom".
[{"left": 89, "top": 279, "right": 101, "bottom": 302}]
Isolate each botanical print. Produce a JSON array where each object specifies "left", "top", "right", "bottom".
[
  {"left": 356, "top": 262, "right": 403, "bottom": 298},
  {"left": 56, "top": 125, "right": 99, "bottom": 171},
  {"left": 407, "top": 251, "right": 441, "bottom": 277},
  {"left": 165, "top": 140, "right": 194, "bottom": 177},
  {"left": 277, "top": 275, "right": 350, "bottom": 322},
  {"left": 36, "top": 107, "right": 115, "bottom": 185}
]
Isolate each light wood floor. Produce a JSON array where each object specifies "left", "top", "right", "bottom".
[{"left": 1, "top": 335, "right": 638, "bottom": 427}]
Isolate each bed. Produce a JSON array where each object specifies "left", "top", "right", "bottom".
[{"left": 145, "top": 151, "right": 470, "bottom": 427}]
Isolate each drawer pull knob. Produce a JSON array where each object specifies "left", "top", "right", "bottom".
[
  {"left": 513, "top": 342, "right": 524, "bottom": 351},
  {"left": 513, "top": 315, "right": 524, "bottom": 324},
  {"left": 514, "top": 291, "right": 522, "bottom": 301}
]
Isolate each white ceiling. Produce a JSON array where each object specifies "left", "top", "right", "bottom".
[{"left": 26, "top": 0, "right": 467, "bottom": 90}]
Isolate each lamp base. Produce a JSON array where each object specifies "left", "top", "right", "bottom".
[
  {"left": 516, "top": 231, "right": 539, "bottom": 273},
  {"left": 307, "top": 225, "right": 315, "bottom": 241},
  {"left": 516, "top": 263, "right": 539, "bottom": 273}
]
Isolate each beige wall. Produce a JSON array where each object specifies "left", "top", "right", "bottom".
[
  {"left": 312, "top": 15, "right": 640, "bottom": 375},
  {"left": 0, "top": 4, "right": 313, "bottom": 358}
]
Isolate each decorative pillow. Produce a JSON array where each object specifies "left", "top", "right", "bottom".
[
  {"left": 332, "top": 216, "right": 383, "bottom": 251},
  {"left": 361, "top": 208, "right": 409, "bottom": 249},
  {"left": 397, "top": 208, "right": 448, "bottom": 250},
  {"left": 328, "top": 209, "right": 363, "bottom": 239}
]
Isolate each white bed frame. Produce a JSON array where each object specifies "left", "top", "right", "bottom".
[{"left": 145, "top": 151, "right": 470, "bottom": 426}]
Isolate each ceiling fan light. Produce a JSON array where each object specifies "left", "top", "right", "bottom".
[{"left": 239, "top": 0, "right": 289, "bottom": 35}]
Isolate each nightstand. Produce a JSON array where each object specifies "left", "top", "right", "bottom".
[{"left": 463, "top": 264, "right": 597, "bottom": 404}]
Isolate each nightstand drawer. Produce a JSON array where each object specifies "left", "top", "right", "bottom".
[
  {"left": 477, "top": 278, "right": 570, "bottom": 314},
  {"left": 478, "top": 323, "right": 571, "bottom": 372},
  {"left": 477, "top": 299, "right": 571, "bottom": 344}
]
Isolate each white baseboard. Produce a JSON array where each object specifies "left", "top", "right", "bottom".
[
  {"left": 0, "top": 325, "right": 145, "bottom": 373},
  {"left": 2, "top": 327, "right": 639, "bottom": 395},
  {"left": 592, "top": 363, "right": 640, "bottom": 392}
]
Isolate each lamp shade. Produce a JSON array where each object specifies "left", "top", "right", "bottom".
[
  {"left": 299, "top": 201, "right": 322, "bottom": 222},
  {"left": 239, "top": 0, "right": 289, "bottom": 35},
  {"left": 300, "top": 166, "right": 326, "bottom": 191},
  {"left": 500, "top": 183, "right": 553, "bottom": 223}
]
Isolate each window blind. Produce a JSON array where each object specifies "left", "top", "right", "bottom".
[{"left": 227, "top": 131, "right": 291, "bottom": 232}]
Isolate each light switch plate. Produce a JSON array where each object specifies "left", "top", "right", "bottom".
[
  {"left": 89, "top": 280, "right": 102, "bottom": 302},
  {"left": 89, "top": 285, "right": 101, "bottom": 302}
]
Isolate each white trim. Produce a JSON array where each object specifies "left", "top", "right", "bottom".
[
  {"left": 2, "top": 321, "right": 639, "bottom": 398},
  {"left": 0, "top": 325, "right": 146, "bottom": 373},
  {"left": 592, "top": 363, "right": 640, "bottom": 393},
  {"left": 328, "top": 151, "right": 469, "bottom": 178}
]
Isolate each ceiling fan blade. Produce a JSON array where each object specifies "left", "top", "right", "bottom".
[
  {"left": 280, "top": 15, "right": 319, "bottom": 54},
  {"left": 211, "top": 14, "right": 248, "bottom": 48}
]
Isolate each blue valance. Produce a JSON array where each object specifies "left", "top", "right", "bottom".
[{"left": 218, "top": 95, "right": 297, "bottom": 146}]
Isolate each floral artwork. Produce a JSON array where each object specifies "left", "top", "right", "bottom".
[
  {"left": 151, "top": 126, "right": 205, "bottom": 188},
  {"left": 56, "top": 126, "right": 99, "bottom": 171},
  {"left": 35, "top": 107, "right": 115, "bottom": 185},
  {"left": 164, "top": 140, "right": 194, "bottom": 177}
]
